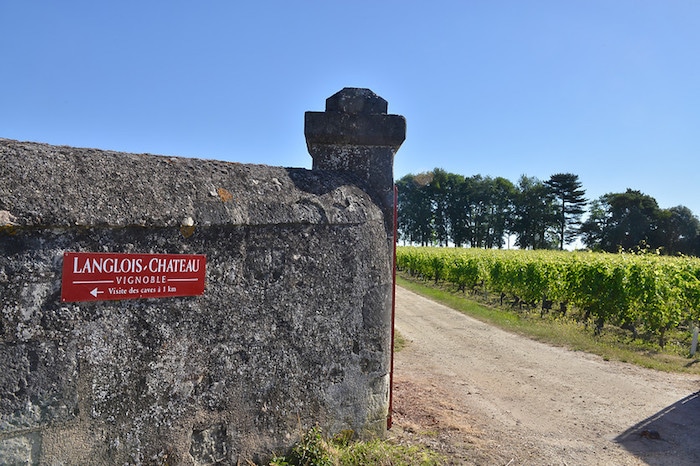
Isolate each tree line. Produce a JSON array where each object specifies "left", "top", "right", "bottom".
[{"left": 396, "top": 168, "right": 700, "bottom": 256}]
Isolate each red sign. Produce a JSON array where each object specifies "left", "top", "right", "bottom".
[{"left": 61, "top": 252, "right": 206, "bottom": 302}]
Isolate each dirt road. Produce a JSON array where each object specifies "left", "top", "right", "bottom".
[{"left": 389, "top": 286, "right": 700, "bottom": 465}]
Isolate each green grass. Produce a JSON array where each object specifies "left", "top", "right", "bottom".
[
  {"left": 397, "top": 274, "right": 700, "bottom": 375},
  {"left": 269, "top": 426, "right": 445, "bottom": 466},
  {"left": 393, "top": 330, "right": 409, "bottom": 352}
]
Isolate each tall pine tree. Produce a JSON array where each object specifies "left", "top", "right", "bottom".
[{"left": 545, "top": 173, "right": 587, "bottom": 250}]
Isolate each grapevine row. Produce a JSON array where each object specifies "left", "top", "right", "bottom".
[{"left": 396, "top": 246, "right": 700, "bottom": 346}]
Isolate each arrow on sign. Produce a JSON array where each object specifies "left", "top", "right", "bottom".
[{"left": 90, "top": 288, "right": 104, "bottom": 298}]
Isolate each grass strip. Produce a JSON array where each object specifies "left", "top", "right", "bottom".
[{"left": 270, "top": 426, "right": 445, "bottom": 465}]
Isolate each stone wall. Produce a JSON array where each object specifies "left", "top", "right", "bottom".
[{"left": 0, "top": 89, "right": 405, "bottom": 464}]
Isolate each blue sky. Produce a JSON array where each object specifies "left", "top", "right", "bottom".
[{"left": 3, "top": 1, "right": 699, "bottom": 216}]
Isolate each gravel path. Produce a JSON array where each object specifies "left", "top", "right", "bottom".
[{"left": 390, "top": 286, "right": 700, "bottom": 465}]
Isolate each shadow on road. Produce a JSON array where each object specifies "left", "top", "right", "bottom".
[{"left": 615, "top": 391, "right": 700, "bottom": 465}]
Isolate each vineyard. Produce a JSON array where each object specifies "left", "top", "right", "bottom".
[{"left": 397, "top": 246, "right": 700, "bottom": 348}]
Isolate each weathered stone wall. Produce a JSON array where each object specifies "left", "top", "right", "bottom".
[{"left": 0, "top": 89, "right": 405, "bottom": 465}]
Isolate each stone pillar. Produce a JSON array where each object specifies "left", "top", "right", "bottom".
[
  {"left": 305, "top": 89, "right": 405, "bottom": 435},
  {"left": 304, "top": 88, "right": 406, "bottom": 228}
]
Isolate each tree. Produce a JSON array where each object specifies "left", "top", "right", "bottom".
[
  {"left": 482, "top": 176, "right": 516, "bottom": 249},
  {"left": 660, "top": 205, "right": 700, "bottom": 255},
  {"left": 463, "top": 175, "right": 491, "bottom": 248},
  {"left": 428, "top": 168, "right": 451, "bottom": 246},
  {"left": 581, "top": 189, "right": 663, "bottom": 252},
  {"left": 396, "top": 169, "right": 515, "bottom": 248},
  {"left": 579, "top": 198, "right": 606, "bottom": 249},
  {"left": 512, "top": 176, "right": 558, "bottom": 249},
  {"left": 443, "top": 172, "right": 469, "bottom": 247},
  {"left": 544, "top": 173, "right": 587, "bottom": 250},
  {"left": 396, "top": 173, "right": 433, "bottom": 245},
  {"left": 458, "top": 175, "right": 514, "bottom": 248}
]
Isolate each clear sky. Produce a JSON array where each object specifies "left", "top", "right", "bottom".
[{"left": 3, "top": 1, "right": 699, "bottom": 216}]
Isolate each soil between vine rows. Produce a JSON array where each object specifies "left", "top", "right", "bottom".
[{"left": 388, "top": 286, "right": 700, "bottom": 465}]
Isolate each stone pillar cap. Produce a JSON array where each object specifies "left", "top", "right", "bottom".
[
  {"left": 305, "top": 88, "right": 406, "bottom": 147},
  {"left": 325, "top": 88, "right": 388, "bottom": 114}
]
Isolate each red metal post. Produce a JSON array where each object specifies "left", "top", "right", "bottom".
[{"left": 387, "top": 184, "right": 398, "bottom": 429}]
